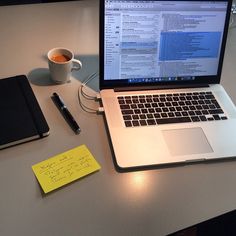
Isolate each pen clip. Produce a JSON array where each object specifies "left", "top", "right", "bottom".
[{"left": 52, "top": 93, "right": 65, "bottom": 109}]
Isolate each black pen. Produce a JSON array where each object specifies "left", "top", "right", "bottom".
[{"left": 52, "top": 92, "right": 81, "bottom": 134}]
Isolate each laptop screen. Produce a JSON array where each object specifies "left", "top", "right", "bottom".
[{"left": 99, "top": 0, "right": 232, "bottom": 89}]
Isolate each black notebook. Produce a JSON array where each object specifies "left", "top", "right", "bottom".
[{"left": 0, "top": 75, "right": 49, "bottom": 149}]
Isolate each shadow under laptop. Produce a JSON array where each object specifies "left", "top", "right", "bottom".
[{"left": 113, "top": 155, "right": 236, "bottom": 173}]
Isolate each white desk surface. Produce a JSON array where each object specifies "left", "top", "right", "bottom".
[{"left": 1, "top": 1, "right": 236, "bottom": 235}]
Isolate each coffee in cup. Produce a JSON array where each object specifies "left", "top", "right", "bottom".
[
  {"left": 47, "top": 48, "right": 82, "bottom": 84},
  {"left": 51, "top": 54, "right": 71, "bottom": 63}
]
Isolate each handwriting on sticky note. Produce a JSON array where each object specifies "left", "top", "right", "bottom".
[{"left": 32, "top": 145, "right": 101, "bottom": 193}]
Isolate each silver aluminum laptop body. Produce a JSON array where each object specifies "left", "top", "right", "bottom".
[{"left": 99, "top": 0, "right": 236, "bottom": 170}]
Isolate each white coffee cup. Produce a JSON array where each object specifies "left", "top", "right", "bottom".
[{"left": 47, "top": 47, "right": 82, "bottom": 84}]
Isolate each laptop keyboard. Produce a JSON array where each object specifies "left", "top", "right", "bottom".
[{"left": 118, "top": 91, "right": 228, "bottom": 127}]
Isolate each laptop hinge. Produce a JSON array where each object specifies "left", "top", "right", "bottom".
[{"left": 114, "top": 84, "right": 209, "bottom": 92}]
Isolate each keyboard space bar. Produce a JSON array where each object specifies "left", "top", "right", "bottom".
[{"left": 156, "top": 117, "right": 191, "bottom": 124}]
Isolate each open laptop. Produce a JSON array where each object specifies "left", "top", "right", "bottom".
[{"left": 99, "top": 0, "right": 236, "bottom": 171}]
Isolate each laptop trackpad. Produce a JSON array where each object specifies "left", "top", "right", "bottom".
[{"left": 162, "top": 128, "right": 213, "bottom": 156}]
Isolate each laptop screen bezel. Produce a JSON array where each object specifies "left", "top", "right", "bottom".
[{"left": 99, "top": 0, "right": 232, "bottom": 90}]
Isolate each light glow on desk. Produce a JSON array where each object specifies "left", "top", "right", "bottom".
[
  {"left": 120, "top": 171, "right": 155, "bottom": 203},
  {"left": 131, "top": 172, "right": 148, "bottom": 189}
]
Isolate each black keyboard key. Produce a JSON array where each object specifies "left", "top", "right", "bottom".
[
  {"left": 205, "top": 94, "right": 214, "bottom": 99},
  {"left": 146, "top": 98, "right": 153, "bottom": 103},
  {"left": 200, "top": 116, "right": 207, "bottom": 121},
  {"left": 195, "top": 110, "right": 202, "bottom": 115},
  {"left": 175, "top": 112, "right": 181, "bottom": 117},
  {"left": 202, "top": 110, "right": 209, "bottom": 115},
  {"left": 132, "top": 115, "right": 139, "bottom": 120},
  {"left": 191, "top": 116, "right": 200, "bottom": 122},
  {"left": 161, "top": 113, "right": 168, "bottom": 118},
  {"left": 156, "top": 117, "right": 191, "bottom": 124},
  {"left": 139, "top": 114, "right": 146, "bottom": 119},
  {"left": 168, "top": 112, "right": 175, "bottom": 117},
  {"left": 132, "top": 120, "right": 140, "bottom": 126},
  {"left": 147, "top": 114, "right": 154, "bottom": 119},
  {"left": 120, "top": 104, "right": 130, "bottom": 109},
  {"left": 140, "top": 120, "right": 147, "bottom": 126},
  {"left": 118, "top": 100, "right": 125, "bottom": 104},
  {"left": 221, "top": 116, "right": 228, "bottom": 120},
  {"left": 144, "top": 103, "right": 151, "bottom": 108},
  {"left": 147, "top": 119, "right": 156, "bottom": 125},
  {"left": 166, "top": 97, "right": 173, "bottom": 101},
  {"left": 154, "top": 113, "right": 161, "bottom": 118},
  {"left": 208, "top": 117, "right": 214, "bottom": 121},
  {"left": 132, "top": 99, "right": 139, "bottom": 103},
  {"left": 188, "top": 111, "right": 195, "bottom": 116},
  {"left": 153, "top": 98, "right": 160, "bottom": 102},
  {"left": 148, "top": 108, "right": 155, "bottom": 113},
  {"left": 213, "top": 114, "right": 221, "bottom": 120},
  {"left": 123, "top": 115, "right": 132, "bottom": 120},
  {"left": 130, "top": 104, "right": 137, "bottom": 109},
  {"left": 181, "top": 111, "right": 188, "bottom": 116},
  {"left": 125, "top": 99, "right": 132, "bottom": 104},
  {"left": 139, "top": 95, "right": 145, "bottom": 98},
  {"left": 125, "top": 121, "right": 132, "bottom": 127},
  {"left": 138, "top": 104, "right": 144, "bottom": 108},
  {"left": 134, "top": 109, "right": 141, "bottom": 114},
  {"left": 209, "top": 109, "right": 224, "bottom": 114},
  {"left": 155, "top": 108, "right": 162, "bottom": 113},
  {"left": 122, "top": 110, "right": 133, "bottom": 115},
  {"left": 209, "top": 104, "right": 216, "bottom": 109}
]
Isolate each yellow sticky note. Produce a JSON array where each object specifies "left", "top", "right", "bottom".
[{"left": 32, "top": 145, "right": 101, "bottom": 193}]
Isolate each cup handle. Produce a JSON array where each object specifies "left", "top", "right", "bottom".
[{"left": 71, "top": 59, "right": 82, "bottom": 71}]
